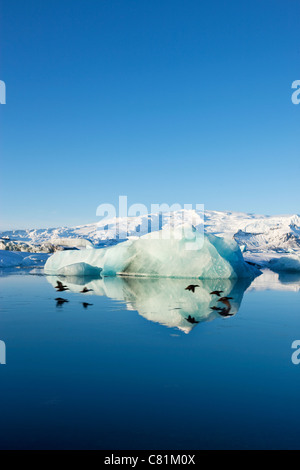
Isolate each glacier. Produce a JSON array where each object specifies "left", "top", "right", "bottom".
[
  {"left": 3, "top": 209, "right": 299, "bottom": 273},
  {"left": 2, "top": 210, "right": 299, "bottom": 257},
  {"left": 44, "top": 224, "right": 260, "bottom": 279}
]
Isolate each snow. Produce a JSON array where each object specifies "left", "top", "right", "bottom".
[
  {"left": 1, "top": 209, "right": 299, "bottom": 272},
  {"left": 44, "top": 224, "right": 259, "bottom": 279},
  {"left": 1, "top": 209, "right": 299, "bottom": 252}
]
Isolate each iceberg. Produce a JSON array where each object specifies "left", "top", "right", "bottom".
[
  {"left": 0, "top": 250, "right": 24, "bottom": 268},
  {"left": 268, "top": 256, "right": 300, "bottom": 273},
  {"left": 247, "top": 269, "right": 300, "bottom": 292},
  {"left": 0, "top": 250, "right": 49, "bottom": 268},
  {"left": 44, "top": 225, "right": 260, "bottom": 279}
]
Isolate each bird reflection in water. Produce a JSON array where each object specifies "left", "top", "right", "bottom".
[{"left": 55, "top": 297, "right": 69, "bottom": 308}]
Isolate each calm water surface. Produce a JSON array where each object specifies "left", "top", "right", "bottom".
[{"left": 0, "top": 270, "right": 299, "bottom": 450}]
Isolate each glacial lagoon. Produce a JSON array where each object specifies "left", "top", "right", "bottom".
[{"left": 0, "top": 269, "right": 299, "bottom": 449}]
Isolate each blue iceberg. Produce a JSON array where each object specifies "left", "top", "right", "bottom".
[
  {"left": 268, "top": 256, "right": 300, "bottom": 273},
  {"left": 44, "top": 225, "right": 260, "bottom": 279}
]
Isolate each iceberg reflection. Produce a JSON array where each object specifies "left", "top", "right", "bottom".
[
  {"left": 247, "top": 269, "right": 300, "bottom": 292},
  {"left": 46, "top": 275, "right": 252, "bottom": 333}
]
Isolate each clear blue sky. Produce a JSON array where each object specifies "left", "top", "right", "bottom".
[{"left": 0, "top": 0, "right": 299, "bottom": 230}]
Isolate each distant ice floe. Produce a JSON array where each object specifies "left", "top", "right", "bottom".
[
  {"left": 45, "top": 225, "right": 259, "bottom": 279},
  {"left": 247, "top": 269, "right": 300, "bottom": 292},
  {"left": 268, "top": 256, "right": 300, "bottom": 273},
  {"left": 0, "top": 237, "right": 93, "bottom": 253},
  {"left": 0, "top": 250, "right": 49, "bottom": 269}
]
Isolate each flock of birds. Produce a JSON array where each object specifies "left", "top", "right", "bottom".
[
  {"left": 184, "top": 284, "right": 234, "bottom": 324},
  {"left": 53, "top": 280, "right": 235, "bottom": 325},
  {"left": 55, "top": 281, "right": 94, "bottom": 309}
]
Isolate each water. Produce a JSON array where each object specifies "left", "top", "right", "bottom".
[{"left": 0, "top": 270, "right": 299, "bottom": 450}]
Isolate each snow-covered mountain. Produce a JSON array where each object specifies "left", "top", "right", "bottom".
[{"left": 1, "top": 210, "right": 300, "bottom": 267}]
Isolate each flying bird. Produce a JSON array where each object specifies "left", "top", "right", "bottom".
[
  {"left": 210, "top": 290, "right": 224, "bottom": 297},
  {"left": 186, "top": 315, "right": 199, "bottom": 324},
  {"left": 80, "top": 287, "right": 93, "bottom": 293},
  {"left": 185, "top": 285, "right": 200, "bottom": 293},
  {"left": 55, "top": 281, "right": 69, "bottom": 292}
]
